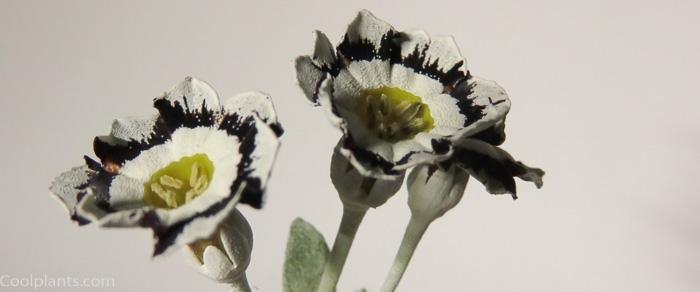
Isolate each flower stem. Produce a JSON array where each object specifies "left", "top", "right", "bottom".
[
  {"left": 379, "top": 216, "right": 431, "bottom": 292},
  {"left": 228, "top": 273, "right": 251, "bottom": 292},
  {"left": 317, "top": 205, "right": 368, "bottom": 292}
]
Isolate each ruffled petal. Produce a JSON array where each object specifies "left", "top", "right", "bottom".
[{"left": 451, "top": 138, "right": 544, "bottom": 199}]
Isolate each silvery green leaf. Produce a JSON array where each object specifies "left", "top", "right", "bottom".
[{"left": 283, "top": 218, "right": 329, "bottom": 292}]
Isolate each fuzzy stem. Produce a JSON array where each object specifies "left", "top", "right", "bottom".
[
  {"left": 227, "top": 273, "right": 251, "bottom": 292},
  {"left": 317, "top": 206, "right": 368, "bottom": 292},
  {"left": 379, "top": 216, "right": 431, "bottom": 292}
]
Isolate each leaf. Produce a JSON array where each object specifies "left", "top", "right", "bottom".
[{"left": 283, "top": 218, "right": 330, "bottom": 292}]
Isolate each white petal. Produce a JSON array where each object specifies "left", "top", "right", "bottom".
[
  {"left": 221, "top": 91, "right": 279, "bottom": 126},
  {"left": 109, "top": 116, "right": 160, "bottom": 143},
  {"left": 157, "top": 77, "right": 221, "bottom": 113},
  {"left": 389, "top": 64, "right": 443, "bottom": 99}
]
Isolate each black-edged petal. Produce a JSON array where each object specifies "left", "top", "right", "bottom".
[
  {"left": 153, "top": 77, "right": 220, "bottom": 131},
  {"left": 392, "top": 30, "right": 469, "bottom": 89},
  {"left": 451, "top": 138, "right": 544, "bottom": 199},
  {"left": 337, "top": 9, "right": 396, "bottom": 62}
]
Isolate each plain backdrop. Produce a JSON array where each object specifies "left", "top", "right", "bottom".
[{"left": 1, "top": 0, "right": 698, "bottom": 291}]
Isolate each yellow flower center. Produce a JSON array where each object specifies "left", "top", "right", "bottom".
[
  {"left": 143, "top": 154, "right": 215, "bottom": 209},
  {"left": 355, "top": 87, "right": 434, "bottom": 142}
]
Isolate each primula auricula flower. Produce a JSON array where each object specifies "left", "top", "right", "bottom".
[
  {"left": 50, "top": 77, "right": 282, "bottom": 256},
  {"left": 296, "top": 9, "right": 511, "bottom": 179}
]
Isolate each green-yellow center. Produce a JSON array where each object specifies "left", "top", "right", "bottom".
[
  {"left": 143, "top": 154, "right": 215, "bottom": 209},
  {"left": 355, "top": 87, "right": 434, "bottom": 142}
]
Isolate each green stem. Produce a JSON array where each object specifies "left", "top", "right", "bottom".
[
  {"left": 317, "top": 206, "right": 368, "bottom": 292},
  {"left": 379, "top": 216, "right": 431, "bottom": 292}
]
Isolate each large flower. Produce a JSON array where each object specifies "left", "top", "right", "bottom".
[
  {"left": 50, "top": 77, "right": 282, "bottom": 256},
  {"left": 296, "top": 10, "right": 511, "bottom": 178}
]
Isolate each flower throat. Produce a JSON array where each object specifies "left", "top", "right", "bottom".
[{"left": 355, "top": 87, "right": 434, "bottom": 142}]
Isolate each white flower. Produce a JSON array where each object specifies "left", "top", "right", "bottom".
[
  {"left": 296, "top": 9, "right": 511, "bottom": 178},
  {"left": 50, "top": 77, "right": 282, "bottom": 256}
]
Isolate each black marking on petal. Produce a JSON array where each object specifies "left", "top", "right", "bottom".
[
  {"left": 454, "top": 146, "right": 519, "bottom": 199},
  {"left": 341, "top": 135, "right": 400, "bottom": 176},
  {"left": 471, "top": 124, "right": 507, "bottom": 146},
  {"left": 336, "top": 30, "right": 397, "bottom": 63},
  {"left": 153, "top": 98, "right": 217, "bottom": 132},
  {"left": 452, "top": 144, "right": 544, "bottom": 200},
  {"left": 431, "top": 139, "right": 451, "bottom": 155},
  {"left": 233, "top": 119, "right": 265, "bottom": 209},
  {"left": 391, "top": 37, "right": 468, "bottom": 88},
  {"left": 425, "top": 164, "right": 439, "bottom": 182},
  {"left": 396, "top": 151, "right": 418, "bottom": 165},
  {"left": 269, "top": 122, "right": 285, "bottom": 137},
  {"left": 450, "top": 75, "right": 487, "bottom": 127},
  {"left": 93, "top": 119, "right": 171, "bottom": 167}
]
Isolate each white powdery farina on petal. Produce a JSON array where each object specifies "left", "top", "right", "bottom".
[
  {"left": 344, "top": 9, "right": 394, "bottom": 47},
  {"left": 221, "top": 91, "right": 279, "bottom": 125},
  {"left": 109, "top": 116, "right": 160, "bottom": 143},
  {"left": 162, "top": 77, "right": 222, "bottom": 112},
  {"left": 345, "top": 59, "right": 391, "bottom": 90},
  {"left": 423, "top": 93, "right": 469, "bottom": 134},
  {"left": 389, "top": 64, "right": 443, "bottom": 99},
  {"left": 108, "top": 174, "right": 148, "bottom": 209}
]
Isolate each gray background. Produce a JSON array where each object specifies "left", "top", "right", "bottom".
[{"left": 1, "top": 0, "right": 698, "bottom": 291}]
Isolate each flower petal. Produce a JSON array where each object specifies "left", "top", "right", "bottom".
[
  {"left": 451, "top": 138, "right": 544, "bottom": 198},
  {"left": 50, "top": 165, "right": 93, "bottom": 225},
  {"left": 449, "top": 76, "right": 512, "bottom": 140},
  {"left": 337, "top": 9, "right": 396, "bottom": 62},
  {"left": 221, "top": 91, "right": 283, "bottom": 136},
  {"left": 312, "top": 30, "right": 337, "bottom": 71},
  {"left": 393, "top": 31, "right": 468, "bottom": 88},
  {"left": 295, "top": 56, "right": 327, "bottom": 105},
  {"left": 153, "top": 77, "right": 221, "bottom": 131},
  {"left": 93, "top": 116, "right": 170, "bottom": 167}
]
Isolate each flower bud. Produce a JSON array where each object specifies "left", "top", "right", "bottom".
[
  {"left": 330, "top": 148, "right": 405, "bottom": 210},
  {"left": 188, "top": 208, "right": 253, "bottom": 289},
  {"left": 407, "top": 163, "right": 469, "bottom": 222}
]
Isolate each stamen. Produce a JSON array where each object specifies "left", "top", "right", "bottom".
[
  {"left": 142, "top": 154, "right": 214, "bottom": 209},
  {"left": 160, "top": 175, "right": 183, "bottom": 189},
  {"left": 190, "top": 162, "right": 199, "bottom": 187}
]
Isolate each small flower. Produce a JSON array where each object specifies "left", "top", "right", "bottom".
[
  {"left": 50, "top": 77, "right": 282, "bottom": 256},
  {"left": 187, "top": 209, "right": 253, "bottom": 290},
  {"left": 296, "top": 10, "right": 511, "bottom": 178},
  {"left": 331, "top": 144, "right": 404, "bottom": 210}
]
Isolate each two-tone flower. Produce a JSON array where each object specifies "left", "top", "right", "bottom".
[
  {"left": 50, "top": 77, "right": 282, "bottom": 256},
  {"left": 296, "top": 9, "right": 512, "bottom": 179}
]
